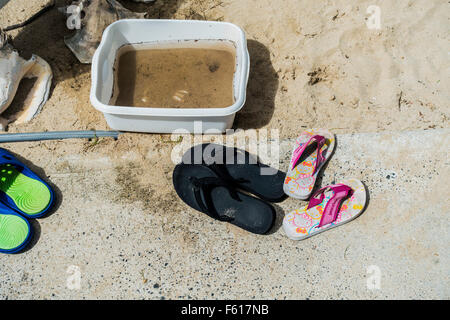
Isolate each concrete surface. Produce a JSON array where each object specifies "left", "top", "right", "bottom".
[{"left": 0, "top": 128, "right": 448, "bottom": 299}]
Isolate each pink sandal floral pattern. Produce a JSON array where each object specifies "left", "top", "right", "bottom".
[
  {"left": 284, "top": 129, "right": 335, "bottom": 199},
  {"left": 283, "top": 179, "right": 367, "bottom": 240}
]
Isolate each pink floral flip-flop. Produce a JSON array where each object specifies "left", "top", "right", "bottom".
[
  {"left": 283, "top": 179, "right": 367, "bottom": 240},
  {"left": 284, "top": 129, "right": 335, "bottom": 199}
]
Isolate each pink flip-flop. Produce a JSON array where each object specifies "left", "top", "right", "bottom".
[
  {"left": 283, "top": 179, "right": 367, "bottom": 240},
  {"left": 284, "top": 129, "right": 335, "bottom": 199}
]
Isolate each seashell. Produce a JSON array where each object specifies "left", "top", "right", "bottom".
[{"left": 0, "top": 31, "right": 52, "bottom": 130}]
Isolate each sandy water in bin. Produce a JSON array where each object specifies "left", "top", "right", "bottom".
[{"left": 110, "top": 40, "right": 236, "bottom": 108}]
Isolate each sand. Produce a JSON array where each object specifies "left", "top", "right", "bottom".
[{"left": 1, "top": 0, "right": 447, "bottom": 132}]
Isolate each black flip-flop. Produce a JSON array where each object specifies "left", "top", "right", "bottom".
[
  {"left": 180, "top": 143, "right": 287, "bottom": 203},
  {"left": 173, "top": 164, "right": 276, "bottom": 235}
]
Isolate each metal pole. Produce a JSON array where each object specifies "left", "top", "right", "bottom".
[{"left": 0, "top": 130, "right": 121, "bottom": 143}]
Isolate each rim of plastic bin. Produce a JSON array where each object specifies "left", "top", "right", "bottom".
[{"left": 90, "top": 19, "right": 250, "bottom": 118}]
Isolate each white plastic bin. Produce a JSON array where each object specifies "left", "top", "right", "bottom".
[{"left": 90, "top": 19, "right": 250, "bottom": 133}]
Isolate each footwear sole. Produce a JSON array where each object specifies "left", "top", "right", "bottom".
[
  {"left": 182, "top": 143, "right": 287, "bottom": 203},
  {"left": 173, "top": 163, "right": 276, "bottom": 235},
  {"left": 282, "top": 160, "right": 328, "bottom": 200},
  {"left": 0, "top": 212, "right": 31, "bottom": 253},
  {"left": 283, "top": 179, "right": 367, "bottom": 240},
  {"left": 0, "top": 164, "right": 51, "bottom": 216},
  {"left": 283, "top": 129, "right": 336, "bottom": 199}
]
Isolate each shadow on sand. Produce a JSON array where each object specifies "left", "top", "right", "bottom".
[{"left": 233, "top": 39, "right": 279, "bottom": 130}]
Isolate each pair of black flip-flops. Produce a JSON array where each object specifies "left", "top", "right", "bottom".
[{"left": 173, "top": 144, "right": 286, "bottom": 234}]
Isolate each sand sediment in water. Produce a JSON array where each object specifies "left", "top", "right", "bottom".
[{"left": 112, "top": 44, "right": 236, "bottom": 109}]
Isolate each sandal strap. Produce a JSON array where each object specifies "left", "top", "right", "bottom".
[
  {"left": 307, "top": 184, "right": 353, "bottom": 227},
  {"left": 189, "top": 176, "right": 241, "bottom": 222},
  {"left": 290, "top": 135, "right": 326, "bottom": 174}
]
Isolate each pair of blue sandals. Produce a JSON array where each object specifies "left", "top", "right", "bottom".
[{"left": 0, "top": 148, "right": 54, "bottom": 254}]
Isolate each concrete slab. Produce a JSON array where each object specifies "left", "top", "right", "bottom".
[{"left": 0, "top": 128, "right": 448, "bottom": 299}]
